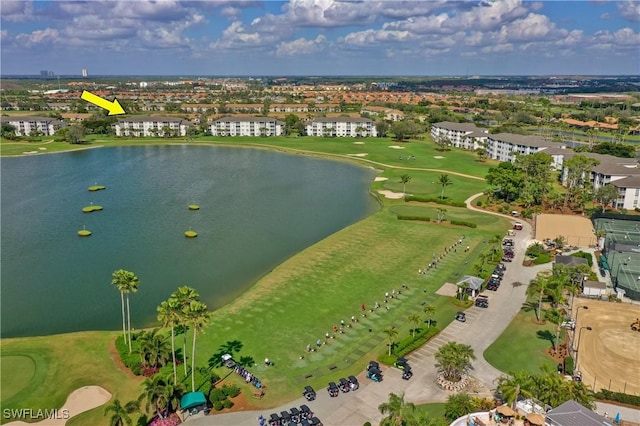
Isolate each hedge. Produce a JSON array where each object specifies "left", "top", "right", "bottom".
[
  {"left": 571, "top": 251, "right": 594, "bottom": 266},
  {"left": 595, "top": 389, "right": 640, "bottom": 407},
  {"left": 397, "top": 215, "right": 430, "bottom": 222},
  {"left": 449, "top": 220, "right": 477, "bottom": 228},
  {"left": 378, "top": 327, "right": 440, "bottom": 365},
  {"left": 404, "top": 196, "right": 466, "bottom": 207},
  {"left": 564, "top": 356, "right": 574, "bottom": 375},
  {"left": 115, "top": 334, "right": 142, "bottom": 376},
  {"left": 534, "top": 253, "right": 552, "bottom": 264}
]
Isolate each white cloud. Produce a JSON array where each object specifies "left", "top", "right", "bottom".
[
  {"left": 617, "top": 0, "right": 640, "bottom": 22},
  {"left": 14, "top": 27, "right": 59, "bottom": 47},
  {"left": 276, "top": 34, "right": 326, "bottom": 56},
  {"left": 1, "top": 0, "right": 34, "bottom": 22}
]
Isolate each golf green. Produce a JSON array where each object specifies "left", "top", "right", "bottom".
[{"left": 0, "top": 354, "right": 37, "bottom": 401}]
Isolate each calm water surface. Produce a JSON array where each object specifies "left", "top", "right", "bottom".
[{"left": 1, "top": 145, "right": 378, "bottom": 337}]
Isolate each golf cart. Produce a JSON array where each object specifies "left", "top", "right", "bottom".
[
  {"left": 338, "top": 378, "right": 350, "bottom": 393},
  {"left": 402, "top": 365, "right": 413, "bottom": 380},
  {"left": 221, "top": 353, "right": 236, "bottom": 369},
  {"left": 394, "top": 357, "right": 410, "bottom": 370},
  {"left": 455, "top": 311, "right": 466, "bottom": 322},
  {"left": 366, "top": 361, "right": 383, "bottom": 382},
  {"left": 303, "top": 386, "right": 316, "bottom": 401},
  {"left": 300, "top": 404, "right": 313, "bottom": 420},
  {"left": 268, "top": 413, "right": 282, "bottom": 426},
  {"left": 289, "top": 407, "right": 301, "bottom": 423},
  {"left": 327, "top": 382, "right": 339, "bottom": 397},
  {"left": 475, "top": 295, "right": 489, "bottom": 308},
  {"left": 347, "top": 375, "right": 359, "bottom": 391}
]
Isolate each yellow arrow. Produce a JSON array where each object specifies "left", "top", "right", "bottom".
[{"left": 80, "top": 91, "right": 126, "bottom": 115}]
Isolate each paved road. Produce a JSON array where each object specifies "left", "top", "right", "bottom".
[{"left": 187, "top": 194, "right": 548, "bottom": 426}]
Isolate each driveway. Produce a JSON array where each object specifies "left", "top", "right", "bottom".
[{"left": 187, "top": 194, "right": 548, "bottom": 426}]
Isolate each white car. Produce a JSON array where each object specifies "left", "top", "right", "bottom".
[{"left": 561, "top": 319, "right": 575, "bottom": 329}]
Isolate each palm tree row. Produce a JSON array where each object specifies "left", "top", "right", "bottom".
[
  {"left": 156, "top": 286, "right": 212, "bottom": 392},
  {"left": 496, "top": 365, "right": 595, "bottom": 410},
  {"left": 526, "top": 264, "right": 591, "bottom": 322},
  {"left": 111, "top": 269, "right": 140, "bottom": 353}
]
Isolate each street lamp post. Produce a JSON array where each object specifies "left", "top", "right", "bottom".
[{"left": 575, "top": 326, "right": 593, "bottom": 373}]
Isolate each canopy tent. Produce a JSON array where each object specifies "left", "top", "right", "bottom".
[
  {"left": 496, "top": 405, "right": 516, "bottom": 417},
  {"left": 181, "top": 392, "right": 207, "bottom": 410},
  {"left": 526, "top": 413, "right": 545, "bottom": 425},
  {"left": 456, "top": 275, "right": 484, "bottom": 291}
]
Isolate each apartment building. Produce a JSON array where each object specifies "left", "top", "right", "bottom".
[
  {"left": 209, "top": 116, "right": 284, "bottom": 136},
  {"left": 360, "top": 106, "right": 405, "bottom": 121},
  {"left": 305, "top": 117, "right": 377, "bottom": 137},
  {"left": 224, "top": 104, "right": 263, "bottom": 113},
  {"left": 485, "top": 134, "right": 551, "bottom": 162},
  {"left": 1, "top": 115, "right": 66, "bottom": 136},
  {"left": 114, "top": 117, "right": 191, "bottom": 137},
  {"left": 269, "top": 104, "right": 308, "bottom": 113},
  {"left": 180, "top": 104, "right": 218, "bottom": 113},
  {"left": 430, "top": 121, "right": 487, "bottom": 150},
  {"left": 611, "top": 176, "right": 640, "bottom": 210}
]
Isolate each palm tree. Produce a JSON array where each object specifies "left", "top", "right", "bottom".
[
  {"left": 399, "top": 174, "right": 411, "bottom": 197},
  {"left": 544, "top": 308, "right": 564, "bottom": 353},
  {"left": 111, "top": 269, "right": 140, "bottom": 352},
  {"left": 184, "top": 300, "right": 211, "bottom": 392},
  {"left": 104, "top": 399, "right": 138, "bottom": 426},
  {"left": 434, "top": 341, "right": 476, "bottom": 382},
  {"left": 383, "top": 326, "right": 399, "bottom": 356},
  {"left": 139, "top": 375, "right": 185, "bottom": 419},
  {"left": 378, "top": 392, "right": 415, "bottom": 426},
  {"left": 496, "top": 371, "right": 534, "bottom": 409},
  {"left": 138, "top": 328, "right": 171, "bottom": 369},
  {"left": 438, "top": 174, "right": 453, "bottom": 200},
  {"left": 408, "top": 313, "right": 421, "bottom": 337},
  {"left": 158, "top": 297, "right": 181, "bottom": 384},
  {"left": 527, "top": 272, "right": 551, "bottom": 322},
  {"left": 423, "top": 304, "right": 436, "bottom": 328},
  {"left": 172, "top": 286, "right": 200, "bottom": 376},
  {"left": 436, "top": 207, "right": 447, "bottom": 223}
]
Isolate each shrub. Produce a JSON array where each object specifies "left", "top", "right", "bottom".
[
  {"left": 210, "top": 388, "right": 227, "bottom": 403},
  {"left": 475, "top": 200, "right": 483, "bottom": 207},
  {"left": 222, "top": 399, "right": 234, "bottom": 409},
  {"left": 403, "top": 195, "right": 466, "bottom": 207},
  {"left": 534, "top": 253, "right": 552, "bottom": 264},
  {"left": 114, "top": 335, "right": 142, "bottom": 375},
  {"left": 526, "top": 242, "right": 545, "bottom": 257},
  {"left": 595, "top": 389, "right": 640, "bottom": 407},
  {"left": 449, "top": 220, "right": 477, "bottom": 228},
  {"left": 396, "top": 215, "right": 430, "bottom": 222},
  {"left": 213, "top": 401, "right": 224, "bottom": 411},
  {"left": 222, "top": 384, "right": 241, "bottom": 398},
  {"left": 364, "top": 423, "right": 372, "bottom": 426},
  {"left": 377, "top": 354, "right": 396, "bottom": 366},
  {"left": 571, "top": 251, "right": 593, "bottom": 266},
  {"left": 564, "top": 356, "right": 574, "bottom": 375}
]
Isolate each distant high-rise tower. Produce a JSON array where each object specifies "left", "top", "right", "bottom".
[{"left": 82, "top": 68, "right": 88, "bottom": 78}]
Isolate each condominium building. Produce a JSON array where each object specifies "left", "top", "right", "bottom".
[
  {"left": 1, "top": 115, "right": 66, "bottom": 136},
  {"left": 209, "top": 116, "right": 284, "bottom": 136},
  {"left": 430, "top": 121, "right": 488, "bottom": 150},
  {"left": 485, "top": 133, "right": 551, "bottom": 163},
  {"left": 114, "top": 117, "right": 191, "bottom": 137},
  {"left": 305, "top": 117, "right": 377, "bottom": 137}
]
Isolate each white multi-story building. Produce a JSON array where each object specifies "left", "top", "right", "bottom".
[
  {"left": 305, "top": 117, "right": 377, "bottom": 137},
  {"left": 114, "top": 117, "right": 191, "bottom": 137},
  {"left": 209, "top": 116, "right": 284, "bottom": 136},
  {"left": 430, "top": 122, "right": 488, "bottom": 150},
  {"left": 361, "top": 106, "right": 405, "bottom": 121},
  {"left": 1, "top": 116, "right": 66, "bottom": 136},
  {"left": 611, "top": 176, "right": 640, "bottom": 210},
  {"left": 484, "top": 133, "right": 551, "bottom": 163}
]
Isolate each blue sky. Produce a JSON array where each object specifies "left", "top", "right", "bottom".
[{"left": 1, "top": 0, "right": 639, "bottom": 76}]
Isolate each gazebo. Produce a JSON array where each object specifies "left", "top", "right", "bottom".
[
  {"left": 181, "top": 391, "right": 207, "bottom": 415},
  {"left": 456, "top": 275, "right": 484, "bottom": 297}
]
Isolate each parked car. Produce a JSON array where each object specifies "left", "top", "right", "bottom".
[
  {"left": 561, "top": 319, "right": 576, "bottom": 329},
  {"left": 514, "top": 222, "right": 523, "bottom": 230}
]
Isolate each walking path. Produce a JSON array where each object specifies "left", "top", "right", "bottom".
[{"left": 186, "top": 194, "right": 551, "bottom": 425}]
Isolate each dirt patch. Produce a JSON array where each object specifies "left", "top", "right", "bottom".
[
  {"left": 535, "top": 214, "right": 596, "bottom": 247},
  {"left": 575, "top": 299, "right": 640, "bottom": 394},
  {"left": 436, "top": 283, "right": 458, "bottom": 297}
]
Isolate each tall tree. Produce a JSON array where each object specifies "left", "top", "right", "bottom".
[
  {"left": 104, "top": 399, "right": 139, "bottom": 426},
  {"left": 383, "top": 326, "right": 399, "bottom": 356},
  {"left": 408, "top": 313, "right": 421, "bottom": 337},
  {"left": 515, "top": 152, "right": 553, "bottom": 206},
  {"left": 544, "top": 308, "right": 564, "bottom": 353},
  {"left": 184, "top": 300, "right": 211, "bottom": 392},
  {"left": 111, "top": 269, "right": 140, "bottom": 352},
  {"left": 594, "top": 184, "right": 619, "bottom": 211},
  {"left": 562, "top": 155, "right": 599, "bottom": 210},
  {"left": 444, "top": 393, "right": 475, "bottom": 421},
  {"left": 527, "top": 271, "right": 551, "bottom": 322},
  {"left": 423, "top": 304, "right": 436, "bottom": 329},
  {"left": 158, "top": 297, "right": 181, "bottom": 384},
  {"left": 438, "top": 174, "right": 453, "bottom": 200},
  {"left": 399, "top": 174, "right": 411, "bottom": 196},
  {"left": 496, "top": 371, "right": 534, "bottom": 409},
  {"left": 486, "top": 162, "right": 524, "bottom": 203},
  {"left": 378, "top": 392, "right": 415, "bottom": 426},
  {"left": 138, "top": 375, "right": 184, "bottom": 419},
  {"left": 172, "top": 286, "right": 200, "bottom": 376}
]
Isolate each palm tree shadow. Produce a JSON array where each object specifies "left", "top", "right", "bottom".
[
  {"left": 511, "top": 281, "right": 524, "bottom": 288},
  {"left": 208, "top": 340, "right": 244, "bottom": 368},
  {"left": 536, "top": 330, "right": 554, "bottom": 347}
]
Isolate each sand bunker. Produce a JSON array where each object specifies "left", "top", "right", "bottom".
[
  {"left": 347, "top": 153, "right": 368, "bottom": 157},
  {"left": 388, "top": 145, "right": 405, "bottom": 149},
  {"left": 374, "top": 177, "right": 389, "bottom": 182},
  {"left": 378, "top": 190, "right": 405, "bottom": 199},
  {"left": 6, "top": 386, "right": 112, "bottom": 426},
  {"left": 434, "top": 156, "right": 445, "bottom": 159},
  {"left": 353, "top": 142, "right": 365, "bottom": 145}
]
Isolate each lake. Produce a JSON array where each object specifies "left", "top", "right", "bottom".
[{"left": 0, "top": 145, "right": 378, "bottom": 337}]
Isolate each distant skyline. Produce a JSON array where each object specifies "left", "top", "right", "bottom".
[{"left": 1, "top": 0, "right": 639, "bottom": 76}]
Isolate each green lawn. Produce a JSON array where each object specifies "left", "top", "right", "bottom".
[
  {"left": 484, "top": 298, "right": 562, "bottom": 375},
  {"left": 0, "top": 135, "right": 508, "bottom": 424}
]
